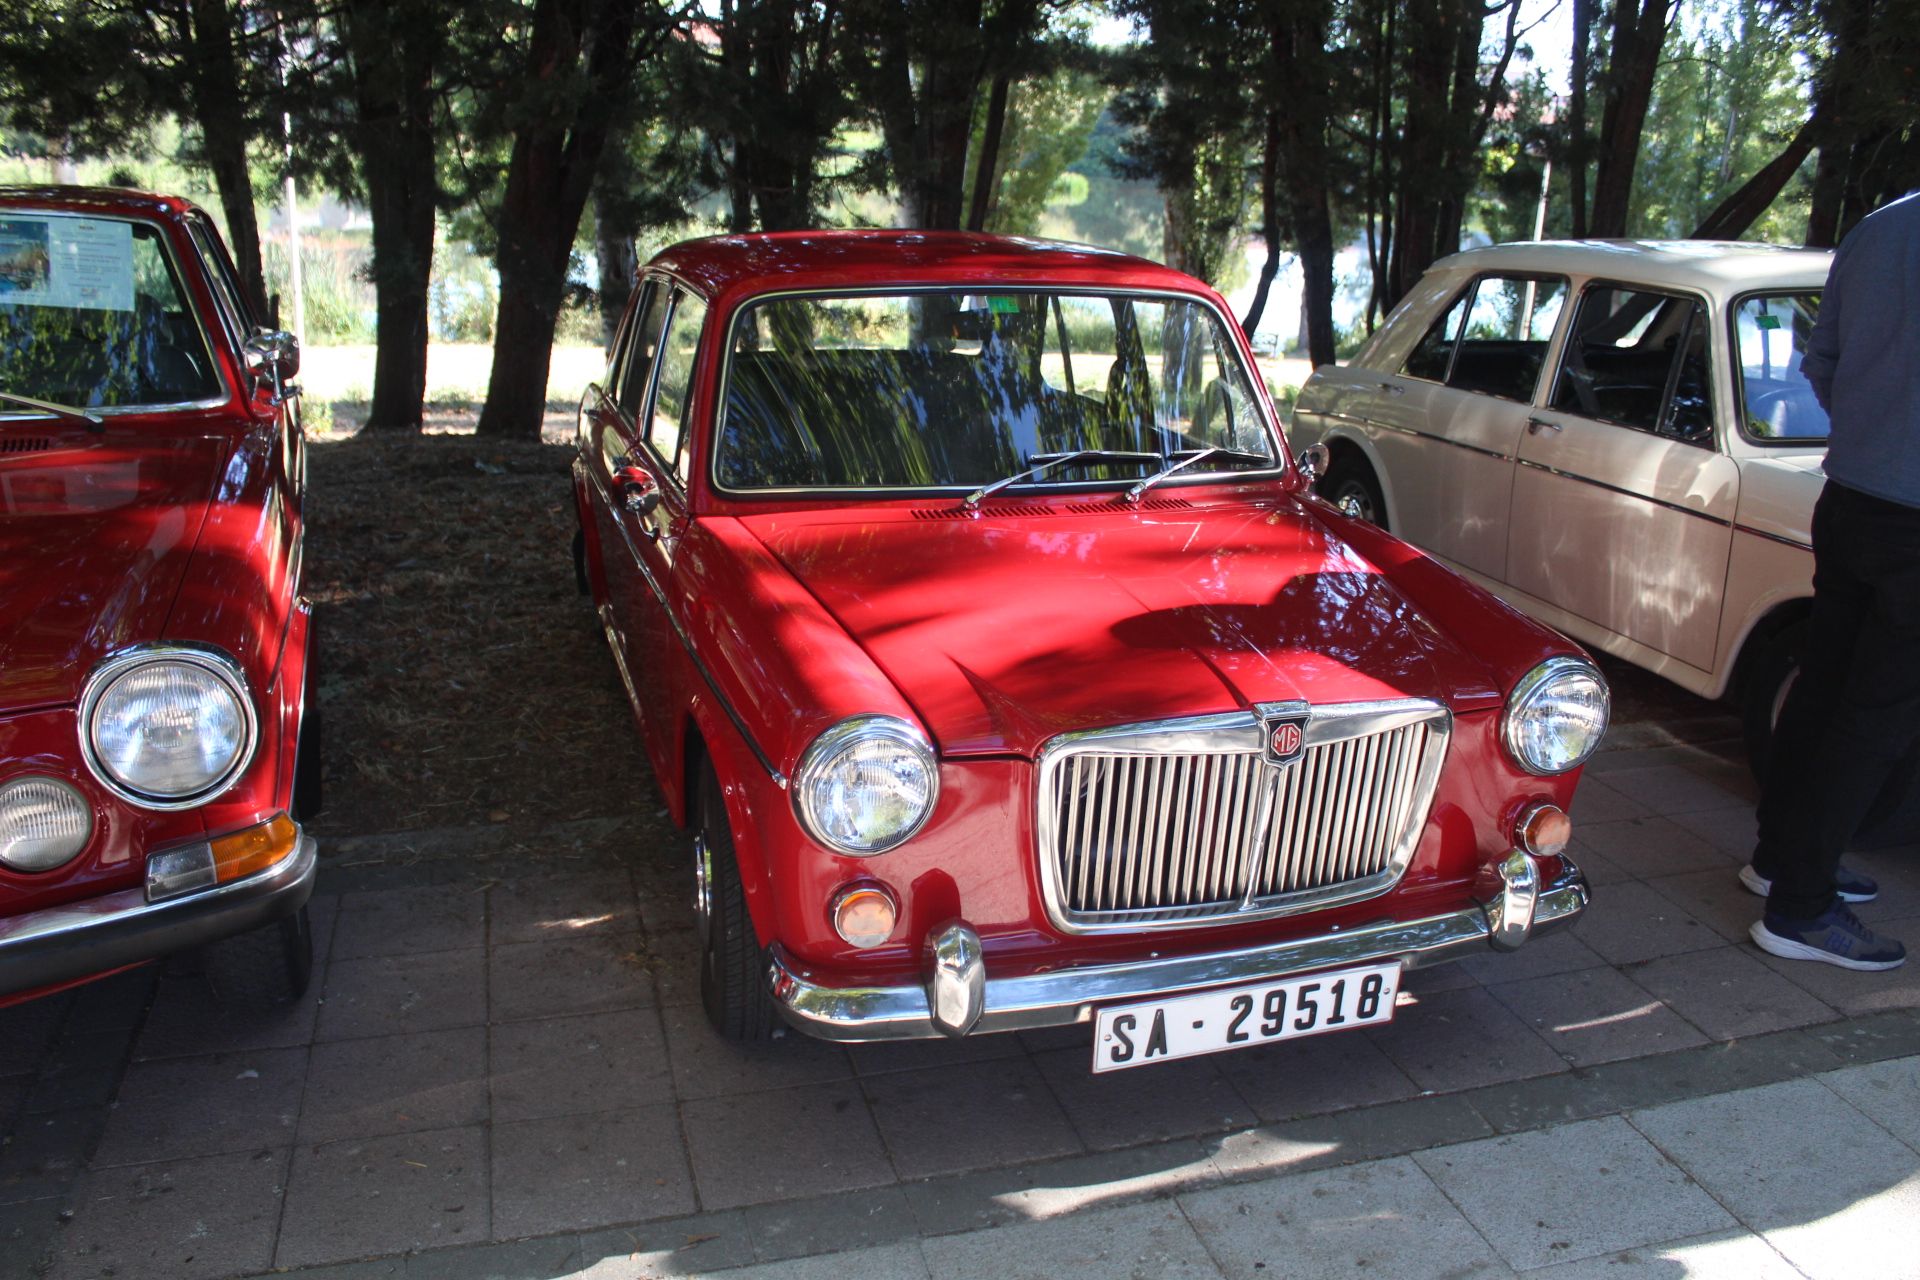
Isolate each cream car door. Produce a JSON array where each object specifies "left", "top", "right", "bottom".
[{"left": 1507, "top": 284, "right": 1738, "bottom": 672}]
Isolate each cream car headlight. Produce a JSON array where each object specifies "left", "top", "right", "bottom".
[
  {"left": 0, "top": 777, "right": 93, "bottom": 872},
  {"left": 1504, "top": 656, "right": 1609, "bottom": 775},
  {"left": 794, "top": 716, "right": 939, "bottom": 854},
  {"left": 81, "top": 647, "right": 257, "bottom": 809}
]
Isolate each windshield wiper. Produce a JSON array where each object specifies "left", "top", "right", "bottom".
[
  {"left": 1124, "top": 446, "right": 1272, "bottom": 503},
  {"left": 961, "top": 448, "right": 1164, "bottom": 510},
  {"left": 0, "top": 392, "right": 105, "bottom": 431}
]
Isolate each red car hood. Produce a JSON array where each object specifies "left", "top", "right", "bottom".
[
  {"left": 742, "top": 494, "right": 1507, "bottom": 757},
  {"left": 0, "top": 429, "right": 225, "bottom": 710}
]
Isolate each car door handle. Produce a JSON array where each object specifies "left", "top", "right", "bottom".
[
  {"left": 1527, "top": 417, "right": 1562, "bottom": 435},
  {"left": 1377, "top": 382, "right": 1404, "bottom": 396}
]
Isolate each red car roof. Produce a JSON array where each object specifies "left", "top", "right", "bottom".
[
  {"left": 0, "top": 185, "right": 204, "bottom": 223},
  {"left": 648, "top": 230, "right": 1206, "bottom": 307}
]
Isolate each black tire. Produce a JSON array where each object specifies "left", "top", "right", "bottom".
[
  {"left": 204, "top": 905, "right": 314, "bottom": 1008},
  {"left": 291, "top": 654, "right": 324, "bottom": 822},
  {"left": 1741, "top": 621, "right": 1805, "bottom": 781},
  {"left": 1318, "top": 452, "right": 1387, "bottom": 529},
  {"left": 695, "top": 762, "right": 776, "bottom": 1040}
]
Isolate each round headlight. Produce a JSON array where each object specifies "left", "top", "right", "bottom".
[
  {"left": 0, "top": 777, "right": 93, "bottom": 872},
  {"left": 1504, "top": 656, "right": 1609, "bottom": 775},
  {"left": 82, "top": 648, "right": 256, "bottom": 808},
  {"left": 794, "top": 716, "right": 938, "bottom": 854}
]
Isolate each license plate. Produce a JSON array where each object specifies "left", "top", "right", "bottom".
[{"left": 1091, "top": 962, "right": 1401, "bottom": 1073}]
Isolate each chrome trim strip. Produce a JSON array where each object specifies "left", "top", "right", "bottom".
[
  {"left": 1033, "top": 699, "right": 1451, "bottom": 935},
  {"left": 708, "top": 284, "right": 1288, "bottom": 499},
  {"left": 585, "top": 467, "right": 789, "bottom": 788},
  {"left": 1732, "top": 522, "right": 1812, "bottom": 552},
  {"left": 1516, "top": 458, "right": 1734, "bottom": 527},
  {"left": 1316, "top": 411, "right": 1516, "bottom": 464},
  {"left": 76, "top": 643, "right": 260, "bottom": 812},
  {"left": 0, "top": 831, "right": 317, "bottom": 997},
  {"left": 769, "top": 853, "right": 1587, "bottom": 1041}
]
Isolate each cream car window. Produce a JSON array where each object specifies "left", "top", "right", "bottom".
[
  {"left": 1550, "top": 285, "right": 1715, "bottom": 446},
  {"left": 1400, "top": 274, "right": 1566, "bottom": 401}
]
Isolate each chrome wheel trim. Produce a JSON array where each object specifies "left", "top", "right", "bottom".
[
  {"left": 1332, "top": 482, "right": 1375, "bottom": 523},
  {"left": 1770, "top": 663, "right": 1799, "bottom": 731},
  {"left": 692, "top": 833, "right": 714, "bottom": 950}
]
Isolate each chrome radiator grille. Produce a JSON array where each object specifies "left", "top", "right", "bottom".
[{"left": 1036, "top": 701, "right": 1449, "bottom": 932}]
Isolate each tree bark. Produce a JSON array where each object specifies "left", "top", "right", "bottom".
[
  {"left": 1688, "top": 110, "right": 1821, "bottom": 240},
  {"left": 1241, "top": 110, "right": 1282, "bottom": 337},
  {"left": 476, "top": 0, "right": 654, "bottom": 440},
  {"left": 187, "top": 0, "right": 269, "bottom": 319},
  {"left": 1588, "top": 0, "right": 1674, "bottom": 238},
  {"left": 344, "top": 0, "right": 443, "bottom": 433},
  {"left": 593, "top": 186, "right": 636, "bottom": 350},
  {"left": 1569, "top": 0, "right": 1591, "bottom": 238},
  {"left": 966, "top": 70, "right": 1012, "bottom": 232}
]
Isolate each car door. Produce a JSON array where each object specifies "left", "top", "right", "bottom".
[
  {"left": 1506, "top": 283, "right": 1738, "bottom": 672},
  {"left": 585, "top": 280, "right": 671, "bottom": 734},
  {"left": 1362, "top": 272, "right": 1565, "bottom": 580}
]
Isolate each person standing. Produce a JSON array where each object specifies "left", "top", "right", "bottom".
[{"left": 1745, "top": 191, "right": 1919, "bottom": 971}]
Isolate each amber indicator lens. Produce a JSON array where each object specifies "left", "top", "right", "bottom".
[
  {"left": 211, "top": 813, "right": 299, "bottom": 883},
  {"left": 1516, "top": 803, "right": 1572, "bottom": 857},
  {"left": 831, "top": 885, "right": 898, "bottom": 949}
]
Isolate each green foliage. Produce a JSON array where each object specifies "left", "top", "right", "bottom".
[
  {"left": 264, "top": 235, "right": 378, "bottom": 343},
  {"left": 1629, "top": 0, "right": 1814, "bottom": 241},
  {"left": 965, "top": 68, "right": 1108, "bottom": 236}
]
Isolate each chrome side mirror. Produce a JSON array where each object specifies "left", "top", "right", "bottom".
[
  {"left": 1296, "top": 441, "right": 1330, "bottom": 483},
  {"left": 243, "top": 328, "right": 301, "bottom": 406}
]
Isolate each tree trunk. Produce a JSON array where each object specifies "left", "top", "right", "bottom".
[
  {"left": 476, "top": 0, "right": 647, "bottom": 440},
  {"left": 1588, "top": 0, "right": 1674, "bottom": 238},
  {"left": 1689, "top": 110, "right": 1822, "bottom": 240},
  {"left": 1806, "top": 143, "right": 1847, "bottom": 247},
  {"left": 593, "top": 186, "right": 636, "bottom": 349},
  {"left": 1241, "top": 111, "right": 1282, "bottom": 337},
  {"left": 966, "top": 70, "right": 1012, "bottom": 232},
  {"left": 345, "top": 0, "right": 442, "bottom": 433},
  {"left": 1569, "top": 0, "right": 1591, "bottom": 238},
  {"left": 187, "top": 0, "right": 269, "bottom": 319}
]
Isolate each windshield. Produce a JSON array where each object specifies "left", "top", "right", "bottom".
[
  {"left": 715, "top": 289, "right": 1277, "bottom": 491},
  {"left": 0, "top": 213, "right": 221, "bottom": 411},
  {"left": 1732, "top": 292, "right": 1828, "bottom": 444}
]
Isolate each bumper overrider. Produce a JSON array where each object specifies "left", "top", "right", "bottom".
[
  {"left": 0, "top": 823, "right": 317, "bottom": 998},
  {"left": 770, "top": 849, "right": 1585, "bottom": 1042}
]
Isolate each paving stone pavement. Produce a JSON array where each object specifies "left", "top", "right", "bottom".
[{"left": 2, "top": 740, "right": 1917, "bottom": 1280}]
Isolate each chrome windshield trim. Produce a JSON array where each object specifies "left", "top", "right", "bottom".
[
  {"left": 769, "top": 855, "right": 1587, "bottom": 1042},
  {"left": 1033, "top": 699, "right": 1452, "bottom": 935},
  {"left": 585, "top": 464, "right": 789, "bottom": 788}
]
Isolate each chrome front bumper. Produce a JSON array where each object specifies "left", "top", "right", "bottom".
[
  {"left": 0, "top": 833, "right": 318, "bottom": 998},
  {"left": 769, "top": 850, "right": 1586, "bottom": 1042}
]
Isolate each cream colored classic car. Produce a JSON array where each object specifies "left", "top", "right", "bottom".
[{"left": 1289, "top": 241, "right": 1832, "bottom": 768}]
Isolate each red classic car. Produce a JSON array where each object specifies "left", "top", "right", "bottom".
[
  {"left": 0, "top": 187, "right": 318, "bottom": 1008},
  {"left": 573, "top": 231, "right": 1607, "bottom": 1071}
]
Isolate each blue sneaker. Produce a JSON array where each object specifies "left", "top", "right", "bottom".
[
  {"left": 1739, "top": 862, "right": 1878, "bottom": 904},
  {"left": 1751, "top": 903, "right": 1905, "bottom": 971}
]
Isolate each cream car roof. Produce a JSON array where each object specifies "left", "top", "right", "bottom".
[{"left": 1428, "top": 240, "right": 1833, "bottom": 295}]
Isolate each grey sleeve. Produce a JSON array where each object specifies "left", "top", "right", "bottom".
[{"left": 1801, "top": 250, "right": 1846, "bottom": 412}]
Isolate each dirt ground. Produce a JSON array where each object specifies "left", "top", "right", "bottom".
[{"left": 303, "top": 408, "right": 652, "bottom": 839}]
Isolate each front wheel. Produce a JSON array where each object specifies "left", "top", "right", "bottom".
[
  {"left": 1741, "top": 621, "right": 1804, "bottom": 781},
  {"left": 1318, "top": 453, "right": 1387, "bottom": 529},
  {"left": 695, "top": 762, "right": 776, "bottom": 1041}
]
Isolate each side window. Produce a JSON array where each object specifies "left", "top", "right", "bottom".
[
  {"left": 1552, "top": 286, "right": 1715, "bottom": 444},
  {"left": 616, "top": 282, "right": 670, "bottom": 421},
  {"left": 1733, "top": 293, "right": 1829, "bottom": 441},
  {"left": 1402, "top": 289, "right": 1469, "bottom": 382},
  {"left": 1448, "top": 275, "right": 1567, "bottom": 400},
  {"left": 648, "top": 292, "right": 706, "bottom": 485}
]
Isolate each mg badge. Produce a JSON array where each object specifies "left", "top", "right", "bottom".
[{"left": 1266, "top": 718, "right": 1306, "bottom": 766}]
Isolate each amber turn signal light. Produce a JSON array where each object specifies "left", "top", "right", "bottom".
[
  {"left": 831, "top": 884, "right": 898, "bottom": 949},
  {"left": 1514, "top": 802, "right": 1571, "bottom": 858},
  {"left": 212, "top": 813, "right": 300, "bottom": 884}
]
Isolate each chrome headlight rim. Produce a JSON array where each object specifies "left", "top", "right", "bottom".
[
  {"left": 1503, "top": 654, "right": 1610, "bottom": 777},
  {"left": 793, "top": 715, "right": 940, "bottom": 856},
  {"left": 78, "top": 644, "right": 259, "bottom": 812},
  {"left": 0, "top": 774, "right": 95, "bottom": 873}
]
